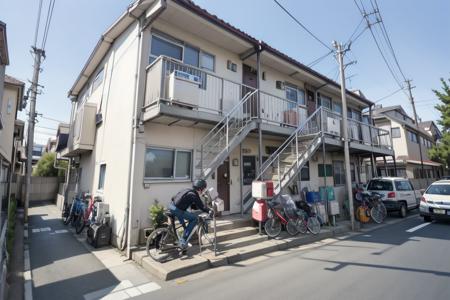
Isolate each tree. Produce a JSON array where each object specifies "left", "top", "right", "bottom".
[
  {"left": 429, "top": 78, "right": 450, "bottom": 170},
  {"left": 33, "top": 152, "right": 67, "bottom": 177}
]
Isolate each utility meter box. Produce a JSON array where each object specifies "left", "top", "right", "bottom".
[{"left": 252, "top": 181, "right": 274, "bottom": 199}]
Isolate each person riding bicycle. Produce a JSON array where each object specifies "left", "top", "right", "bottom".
[{"left": 168, "top": 179, "right": 212, "bottom": 249}]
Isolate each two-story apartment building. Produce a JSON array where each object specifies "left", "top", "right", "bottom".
[
  {"left": 58, "top": 0, "right": 393, "bottom": 250},
  {"left": 370, "top": 105, "right": 442, "bottom": 187}
]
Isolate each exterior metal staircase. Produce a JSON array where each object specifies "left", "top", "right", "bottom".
[
  {"left": 243, "top": 107, "right": 325, "bottom": 212},
  {"left": 195, "top": 90, "right": 259, "bottom": 179}
]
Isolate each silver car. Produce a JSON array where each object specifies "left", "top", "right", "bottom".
[{"left": 420, "top": 180, "right": 450, "bottom": 222}]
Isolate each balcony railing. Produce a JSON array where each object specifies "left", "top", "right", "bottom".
[
  {"left": 143, "top": 55, "right": 307, "bottom": 127},
  {"left": 321, "top": 108, "right": 392, "bottom": 150}
]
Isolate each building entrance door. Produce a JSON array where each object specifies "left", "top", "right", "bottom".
[{"left": 217, "top": 158, "right": 230, "bottom": 212}]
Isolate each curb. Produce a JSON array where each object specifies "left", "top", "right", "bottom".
[{"left": 23, "top": 222, "right": 32, "bottom": 300}]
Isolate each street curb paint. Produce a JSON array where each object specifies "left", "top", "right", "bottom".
[{"left": 23, "top": 226, "right": 33, "bottom": 300}]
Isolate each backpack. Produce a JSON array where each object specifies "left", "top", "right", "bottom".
[{"left": 172, "top": 188, "right": 198, "bottom": 209}]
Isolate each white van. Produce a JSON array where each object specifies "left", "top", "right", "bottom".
[{"left": 366, "top": 177, "right": 420, "bottom": 218}]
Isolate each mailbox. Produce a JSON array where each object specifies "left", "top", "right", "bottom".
[{"left": 252, "top": 199, "right": 268, "bottom": 222}]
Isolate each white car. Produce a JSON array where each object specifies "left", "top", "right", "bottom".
[
  {"left": 366, "top": 177, "right": 420, "bottom": 218},
  {"left": 420, "top": 180, "right": 450, "bottom": 222}
]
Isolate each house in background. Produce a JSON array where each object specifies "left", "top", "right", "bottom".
[
  {"left": 368, "top": 105, "right": 442, "bottom": 188},
  {"left": 0, "top": 74, "right": 25, "bottom": 207},
  {"left": 58, "top": 0, "right": 394, "bottom": 250}
]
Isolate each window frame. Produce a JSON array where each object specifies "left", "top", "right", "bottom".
[
  {"left": 318, "top": 93, "right": 332, "bottom": 110},
  {"left": 391, "top": 127, "right": 401, "bottom": 138},
  {"left": 150, "top": 33, "right": 184, "bottom": 63},
  {"left": 301, "top": 161, "right": 310, "bottom": 181},
  {"left": 144, "top": 146, "right": 193, "bottom": 181},
  {"left": 332, "top": 160, "right": 346, "bottom": 186},
  {"left": 318, "top": 164, "right": 333, "bottom": 177},
  {"left": 199, "top": 51, "right": 215, "bottom": 72},
  {"left": 98, "top": 163, "right": 106, "bottom": 191}
]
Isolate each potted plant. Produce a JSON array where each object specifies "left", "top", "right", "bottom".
[{"left": 148, "top": 201, "right": 167, "bottom": 229}]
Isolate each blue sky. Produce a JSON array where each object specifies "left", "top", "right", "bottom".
[{"left": 2, "top": 0, "right": 449, "bottom": 144}]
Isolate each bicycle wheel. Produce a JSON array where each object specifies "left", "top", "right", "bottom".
[
  {"left": 295, "top": 217, "right": 308, "bottom": 234},
  {"left": 264, "top": 216, "right": 282, "bottom": 238},
  {"left": 307, "top": 216, "right": 321, "bottom": 235},
  {"left": 146, "top": 227, "right": 176, "bottom": 262},
  {"left": 63, "top": 213, "right": 72, "bottom": 225},
  {"left": 198, "top": 223, "right": 215, "bottom": 247},
  {"left": 370, "top": 202, "right": 387, "bottom": 224},
  {"left": 286, "top": 219, "right": 299, "bottom": 236},
  {"left": 75, "top": 217, "right": 86, "bottom": 234}
]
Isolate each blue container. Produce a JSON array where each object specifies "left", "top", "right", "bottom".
[
  {"left": 327, "top": 187, "right": 335, "bottom": 201},
  {"left": 319, "top": 187, "right": 327, "bottom": 201},
  {"left": 306, "top": 192, "right": 320, "bottom": 204}
]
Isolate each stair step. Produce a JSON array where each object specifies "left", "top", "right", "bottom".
[
  {"left": 218, "top": 234, "right": 268, "bottom": 250},
  {"left": 215, "top": 226, "right": 258, "bottom": 243},
  {"left": 208, "top": 217, "right": 253, "bottom": 231}
]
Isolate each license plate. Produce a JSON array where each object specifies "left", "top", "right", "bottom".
[{"left": 434, "top": 209, "right": 445, "bottom": 214}]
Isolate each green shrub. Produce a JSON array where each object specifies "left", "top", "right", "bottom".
[
  {"left": 149, "top": 202, "right": 167, "bottom": 228},
  {"left": 7, "top": 196, "right": 17, "bottom": 255}
]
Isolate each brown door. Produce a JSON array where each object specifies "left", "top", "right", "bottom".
[
  {"left": 217, "top": 159, "right": 230, "bottom": 211},
  {"left": 306, "top": 90, "right": 316, "bottom": 116},
  {"left": 242, "top": 64, "right": 258, "bottom": 117}
]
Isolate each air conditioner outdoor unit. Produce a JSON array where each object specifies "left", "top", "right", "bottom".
[
  {"left": 327, "top": 117, "right": 341, "bottom": 136},
  {"left": 168, "top": 70, "right": 201, "bottom": 107}
]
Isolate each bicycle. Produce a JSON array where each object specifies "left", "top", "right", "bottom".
[
  {"left": 355, "top": 191, "right": 387, "bottom": 224},
  {"left": 146, "top": 210, "right": 215, "bottom": 262},
  {"left": 294, "top": 200, "right": 321, "bottom": 235},
  {"left": 63, "top": 194, "right": 85, "bottom": 226},
  {"left": 264, "top": 198, "right": 298, "bottom": 238},
  {"left": 75, "top": 196, "right": 101, "bottom": 234}
]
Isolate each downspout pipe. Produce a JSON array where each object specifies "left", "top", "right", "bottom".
[{"left": 123, "top": 0, "right": 167, "bottom": 257}]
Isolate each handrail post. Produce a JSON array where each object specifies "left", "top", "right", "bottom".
[
  {"left": 200, "top": 145, "right": 204, "bottom": 178},
  {"left": 295, "top": 134, "right": 299, "bottom": 168},
  {"left": 226, "top": 116, "right": 229, "bottom": 150}
]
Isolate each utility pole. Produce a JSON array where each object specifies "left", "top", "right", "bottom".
[
  {"left": 405, "top": 79, "right": 427, "bottom": 185},
  {"left": 333, "top": 41, "right": 355, "bottom": 231},
  {"left": 24, "top": 47, "right": 45, "bottom": 223}
]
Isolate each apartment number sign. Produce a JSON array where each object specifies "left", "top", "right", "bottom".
[{"left": 242, "top": 148, "right": 252, "bottom": 154}]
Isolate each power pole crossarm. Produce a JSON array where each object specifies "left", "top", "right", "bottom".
[{"left": 24, "top": 47, "right": 45, "bottom": 222}]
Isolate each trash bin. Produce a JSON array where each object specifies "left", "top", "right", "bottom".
[{"left": 87, "top": 223, "right": 111, "bottom": 248}]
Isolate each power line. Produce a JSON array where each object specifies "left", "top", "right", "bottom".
[
  {"left": 307, "top": 50, "right": 334, "bottom": 67},
  {"left": 41, "top": 0, "right": 56, "bottom": 50},
  {"left": 273, "top": 0, "right": 333, "bottom": 51},
  {"left": 35, "top": 125, "right": 57, "bottom": 131},
  {"left": 373, "top": 87, "right": 404, "bottom": 103},
  {"left": 37, "top": 115, "right": 66, "bottom": 123}
]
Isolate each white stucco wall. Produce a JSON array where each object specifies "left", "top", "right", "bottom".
[{"left": 0, "top": 84, "right": 19, "bottom": 163}]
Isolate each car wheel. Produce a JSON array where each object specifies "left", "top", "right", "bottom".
[
  {"left": 399, "top": 202, "right": 407, "bottom": 218},
  {"left": 423, "top": 215, "right": 432, "bottom": 222}
]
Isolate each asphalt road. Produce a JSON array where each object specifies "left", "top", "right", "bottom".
[
  {"left": 141, "top": 215, "right": 450, "bottom": 300},
  {"left": 27, "top": 202, "right": 164, "bottom": 300}
]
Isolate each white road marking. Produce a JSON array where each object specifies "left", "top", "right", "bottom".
[
  {"left": 40, "top": 227, "right": 51, "bottom": 232},
  {"left": 83, "top": 280, "right": 161, "bottom": 300},
  {"left": 362, "top": 234, "right": 372, "bottom": 237},
  {"left": 54, "top": 229, "right": 69, "bottom": 234},
  {"left": 24, "top": 227, "right": 33, "bottom": 300},
  {"left": 406, "top": 222, "right": 432, "bottom": 233},
  {"left": 32, "top": 229, "right": 40, "bottom": 233}
]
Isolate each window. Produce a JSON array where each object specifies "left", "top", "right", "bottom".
[
  {"left": 285, "top": 85, "right": 298, "bottom": 102},
  {"left": 184, "top": 45, "right": 199, "bottom": 67},
  {"left": 333, "top": 161, "right": 345, "bottom": 185},
  {"left": 391, "top": 127, "right": 401, "bottom": 138},
  {"left": 301, "top": 162, "right": 310, "bottom": 181},
  {"left": 318, "top": 164, "right": 332, "bottom": 177},
  {"left": 243, "top": 156, "right": 256, "bottom": 185},
  {"left": 425, "top": 184, "right": 450, "bottom": 195},
  {"left": 318, "top": 94, "right": 332, "bottom": 109},
  {"left": 150, "top": 35, "right": 183, "bottom": 63},
  {"left": 367, "top": 179, "right": 393, "bottom": 191},
  {"left": 351, "top": 163, "right": 356, "bottom": 182},
  {"left": 333, "top": 102, "right": 342, "bottom": 114},
  {"left": 144, "top": 147, "right": 192, "bottom": 180},
  {"left": 298, "top": 89, "right": 306, "bottom": 106},
  {"left": 91, "top": 67, "right": 104, "bottom": 92},
  {"left": 200, "top": 52, "right": 215, "bottom": 71},
  {"left": 408, "top": 130, "right": 418, "bottom": 143},
  {"left": 395, "top": 180, "right": 412, "bottom": 191},
  {"left": 98, "top": 164, "right": 106, "bottom": 190}
]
